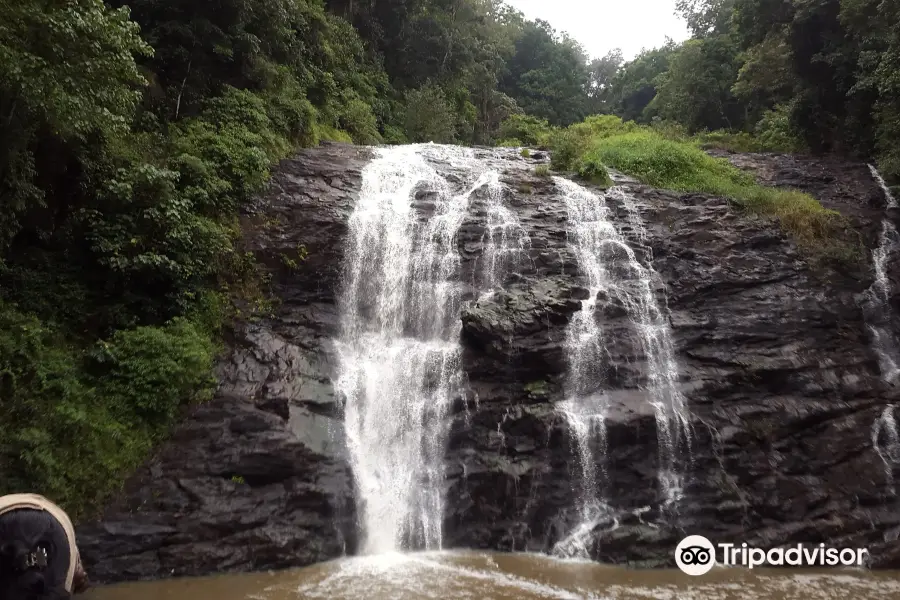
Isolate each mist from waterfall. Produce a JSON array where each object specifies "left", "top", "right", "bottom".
[
  {"left": 335, "top": 144, "right": 488, "bottom": 554},
  {"left": 551, "top": 177, "right": 689, "bottom": 558}
]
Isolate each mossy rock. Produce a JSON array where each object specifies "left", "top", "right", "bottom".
[{"left": 524, "top": 380, "right": 550, "bottom": 398}]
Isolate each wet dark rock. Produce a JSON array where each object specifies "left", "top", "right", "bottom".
[
  {"left": 79, "top": 143, "right": 900, "bottom": 582},
  {"left": 706, "top": 149, "right": 888, "bottom": 251},
  {"left": 78, "top": 143, "right": 362, "bottom": 583},
  {"left": 460, "top": 277, "right": 584, "bottom": 380}
]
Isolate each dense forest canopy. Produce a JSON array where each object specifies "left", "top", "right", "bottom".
[{"left": 0, "top": 0, "right": 898, "bottom": 515}]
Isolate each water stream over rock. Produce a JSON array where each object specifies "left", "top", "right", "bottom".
[
  {"left": 607, "top": 186, "right": 691, "bottom": 510},
  {"left": 870, "top": 165, "right": 899, "bottom": 210},
  {"left": 863, "top": 166, "right": 900, "bottom": 383},
  {"left": 335, "top": 144, "right": 499, "bottom": 553},
  {"left": 873, "top": 405, "right": 900, "bottom": 496},
  {"left": 866, "top": 165, "right": 900, "bottom": 495},
  {"left": 550, "top": 178, "right": 690, "bottom": 558},
  {"left": 477, "top": 171, "right": 530, "bottom": 298}
]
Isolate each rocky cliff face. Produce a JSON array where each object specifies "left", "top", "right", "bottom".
[{"left": 78, "top": 143, "right": 900, "bottom": 582}]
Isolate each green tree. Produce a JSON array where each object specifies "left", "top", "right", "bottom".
[
  {"left": 607, "top": 42, "right": 679, "bottom": 123},
  {"left": 731, "top": 29, "right": 794, "bottom": 121},
  {"left": 0, "top": 0, "right": 150, "bottom": 250},
  {"left": 0, "top": 0, "right": 390, "bottom": 511},
  {"left": 499, "top": 20, "right": 591, "bottom": 125},
  {"left": 676, "top": 0, "right": 737, "bottom": 37},
  {"left": 404, "top": 83, "right": 458, "bottom": 143},
  {"left": 586, "top": 49, "right": 624, "bottom": 115},
  {"left": 651, "top": 36, "right": 745, "bottom": 132}
]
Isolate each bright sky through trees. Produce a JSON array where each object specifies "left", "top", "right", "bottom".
[{"left": 504, "top": 0, "right": 690, "bottom": 59}]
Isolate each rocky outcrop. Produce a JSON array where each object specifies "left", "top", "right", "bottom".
[
  {"left": 78, "top": 143, "right": 900, "bottom": 581},
  {"left": 77, "top": 143, "right": 371, "bottom": 581}
]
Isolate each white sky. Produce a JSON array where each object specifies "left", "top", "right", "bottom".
[{"left": 503, "top": 0, "right": 691, "bottom": 61}]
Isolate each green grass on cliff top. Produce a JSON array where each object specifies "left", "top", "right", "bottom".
[
  {"left": 591, "top": 131, "right": 848, "bottom": 254},
  {"left": 511, "top": 115, "right": 859, "bottom": 262}
]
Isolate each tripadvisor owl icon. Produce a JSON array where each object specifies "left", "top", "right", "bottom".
[{"left": 675, "top": 535, "right": 716, "bottom": 576}]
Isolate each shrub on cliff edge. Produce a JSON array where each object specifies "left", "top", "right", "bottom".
[{"left": 0, "top": 303, "right": 216, "bottom": 519}]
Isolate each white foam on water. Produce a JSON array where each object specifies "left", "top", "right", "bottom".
[
  {"left": 293, "top": 553, "right": 586, "bottom": 600},
  {"left": 86, "top": 553, "right": 900, "bottom": 600}
]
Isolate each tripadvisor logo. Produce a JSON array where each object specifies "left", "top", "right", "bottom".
[
  {"left": 675, "top": 535, "right": 869, "bottom": 576},
  {"left": 675, "top": 535, "right": 716, "bottom": 576}
]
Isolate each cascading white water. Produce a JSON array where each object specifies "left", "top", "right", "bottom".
[
  {"left": 864, "top": 219, "right": 900, "bottom": 384},
  {"left": 863, "top": 166, "right": 900, "bottom": 384},
  {"left": 866, "top": 165, "right": 900, "bottom": 495},
  {"left": 870, "top": 164, "right": 898, "bottom": 210},
  {"left": 335, "top": 147, "right": 689, "bottom": 558},
  {"left": 478, "top": 172, "right": 530, "bottom": 297},
  {"left": 334, "top": 144, "right": 488, "bottom": 554},
  {"left": 551, "top": 177, "right": 688, "bottom": 558},
  {"left": 551, "top": 177, "right": 618, "bottom": 558},
  {"left": 609, "top": 187, "right": 691, "bottom": 508}
]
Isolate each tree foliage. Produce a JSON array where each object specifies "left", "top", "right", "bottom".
[
  {"left": 601, "top": 0, "right": 900, "bottom": 180},
  {"left": 586, "top": 50, "right": 624, "bottom": 115},
  {"left": 651, "top": 36, "right": 743, "bottom": 132},
  {"left": 499, "top": 20, "right": 590, "bottom": 125},
  {"left": 607, "top": 43, "right": 679, "bottom": 123},
  {"left": 404, "top": 83, "right": 458, "bottom": 143}
]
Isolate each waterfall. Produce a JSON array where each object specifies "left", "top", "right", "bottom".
[
  {"left": 479, "top": 172, "right": 530, "bottom": 297},
  {"left": 863, "top": 220, "right": 900, "bottom": 383},
  {"left": 551, "top": 178, "right": 688, "bottom": 558},
  {"left": 863, "top": 166, "right": 900, "bottom": 383},
  {"left": 334, "top": 146, "right": 689, "bottom": 558},
  {"left": 866, "top": 165, "right": 900, "bottom": 494},
  {"left": 551, "top": 177, "right": 618, "bottom": 558},
  {"left": 609, "top": 187, "right": 691, "bottom": 508},
  {"left": 334, "top": 144, "right": 485, "bottom": 554},
  {"left": 870, "top": 164, "right": 898, "bottom": 209}
]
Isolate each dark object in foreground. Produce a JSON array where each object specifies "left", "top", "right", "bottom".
[{"left": 0, "top": 495, "right": 89, "bottom": 600}]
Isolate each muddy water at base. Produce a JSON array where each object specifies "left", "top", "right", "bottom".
[{"left": 84, "top": 551, "right": 900, "bottom": 600}]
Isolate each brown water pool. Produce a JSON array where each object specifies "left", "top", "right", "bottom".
[{"left": 83, "top": 550, "right": 900, "bottom": 599}]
